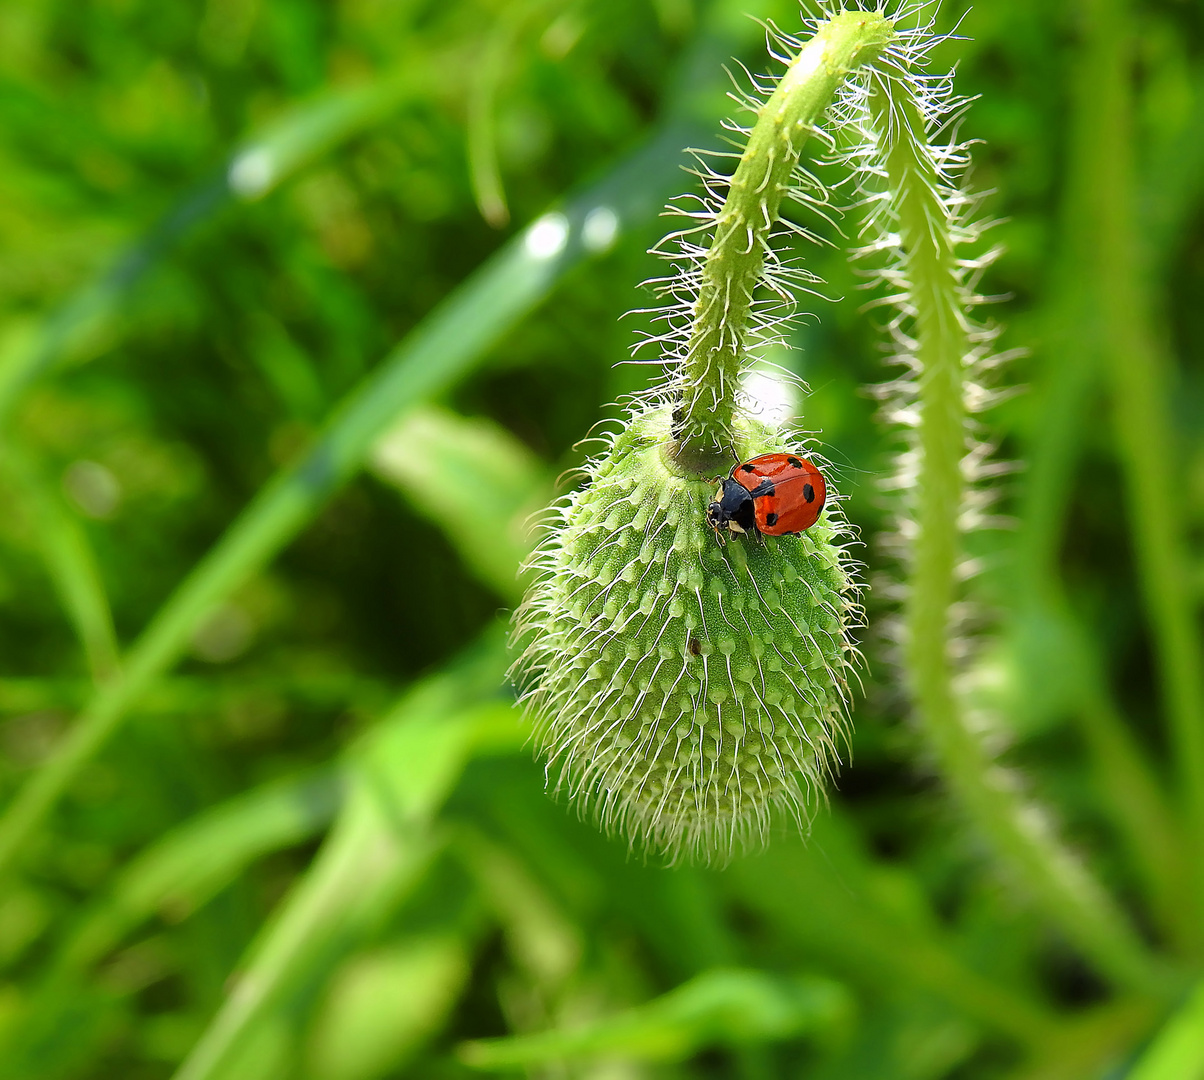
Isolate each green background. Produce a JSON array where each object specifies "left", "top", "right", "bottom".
[{"left": 0, "top": 0, "right": 1201, "bottom": 1077}]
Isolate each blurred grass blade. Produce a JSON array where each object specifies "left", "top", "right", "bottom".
[
  {"left": 371, "top": 405, "right": 550, "bottom": 602},
  {"left": 1127, "top": 984, "right": 1204, "bottom": 1080},
  {"left": 0, "top": 672, "right": 392, "bottom": 716},
  {"left": 53, "top": 768, "right": 344, "bottom": 975},
  {"left": 306, "top": 936, "right": 469, "bottom": 1080},
  {"left": 0, "top": 120, "right": 702, "bottom": 881},
  {"left": 453, "top": 826, "right": 582, "bottom": 990},
  {"left": 459, "top": 968, "right": 852, "bottom": 1068},
  {"left": 1079, "top": 0, "right": 1204, "bottom": 928},
  {"left": 0, "top": 69, "right": 418, "bottom": 427},
  {"left": 467, "top": 0, "right": 558, "bottom": 227},
  {"left": 1019, "top": 604, "right": 1187, "bottom": 948},
  {"left": 1141, "top": 67, "right": 1204, "bottom": 273},
  {"left": 1012, "top": 0, "right": 1191, "bottom": 948},
  {"left": 172, "top": 636, "right": 520, "bottom": 1080},
  {"left": 172, "top": 782, "right": 429, "bottom": 1080},
  {"left": 726, "top": 812, "right": 1059, "bottom": 1049},
  {"left": 225, "top": 69, "right": 415, "bottom": 202},
  {"left": 3, "top": 446, "right": 120, "bottom": 684}
]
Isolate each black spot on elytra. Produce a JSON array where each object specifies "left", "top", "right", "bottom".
[
  {"left": 741, "top": 463, "right": 757, "bottom": 473},
  {"left": 751, "top": 479, "right": 776, "bottom": 498},
  {"left": 765, "top": 512, "right": 778, "bottom": 526},
  {"left": 688, "top": 637, "right": 702, "bottom": 657},
  {"left": 803, "top": 483, "right": 815, "bottom": 503},
  {"left": 787, "top": 456, "right": 803, "bottom": 469}
]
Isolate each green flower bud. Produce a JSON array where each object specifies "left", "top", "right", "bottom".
[{"left": 512, "top": 404, "right": 859, "bottom": 863}]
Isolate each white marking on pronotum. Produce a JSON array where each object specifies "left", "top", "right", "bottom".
[{"left": 525, "top": 212, "right": 570, "bottom": 260}]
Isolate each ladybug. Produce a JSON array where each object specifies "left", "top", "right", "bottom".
[{"left": 706, "top": 452, "right": 827, "bottom": 540}]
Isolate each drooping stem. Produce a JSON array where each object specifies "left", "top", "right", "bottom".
[
  {"left": 865, "top": 72, "right": 1172, "bottom": 996},
  {"left": 670, "top": 10, "right": 893, "bottom": 474}
]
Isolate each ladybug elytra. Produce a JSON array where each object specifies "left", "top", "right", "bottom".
[{"left": 706, "top": 452, "right": 827, "bottom": 540}]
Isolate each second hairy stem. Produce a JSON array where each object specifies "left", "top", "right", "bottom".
[
  {"left": 670, "top": 10, "right": 892, "bottom": 475},
  {"left": 867, "top": 74, "right": 1172, "bottom": 997}
]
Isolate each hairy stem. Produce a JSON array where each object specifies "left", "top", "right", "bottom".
[
  {"left": 671, "top": 10, "right": 893, "bottom": 471},
  {"left": 866, "top": 73, "right": 1172, "bottom": 996}
]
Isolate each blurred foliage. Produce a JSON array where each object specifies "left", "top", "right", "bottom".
[{"left": 0, "top": 0, "right": 1201, "bottom": 1078}]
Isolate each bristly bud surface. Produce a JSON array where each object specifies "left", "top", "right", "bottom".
[{"left": 513, "top": 405, "right": 860, "bottom": 862}]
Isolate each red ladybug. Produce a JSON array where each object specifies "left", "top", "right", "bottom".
[{"left": 706, "top": 453, "right": 827, "bottom": 539}]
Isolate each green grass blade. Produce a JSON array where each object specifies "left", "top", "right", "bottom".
[
  {"left": 0, "top": 673, "right": 391, "bottom": 715},
  {"left": 1001, "top": 1000, "right": 1162, "bottom": 1080},
  {"left": 0, "top": 70, "right": 418, "bottom": 428},
  {"left": 1079, "top": 0, "right": 1204, "bottom": 933},
  {"left": 1008, "top": 0, "right": 1192, "bottom": 949},
  {"left": 3, "top": 446, "right": 121, "bottom": 684},
  {"left": 171, "top": 638, "right": 519, "bottom": 1080},
  {"left": 726, "top": 813, "right": 1059, "bottom": 1049},
  {"left": 53, "top": 768, "right": 343, "bottom": 975},
  {"left": 370, "top": 405, "right": 550, "bottom": 602},
  {"left": 0, "top": 124, "right": 701, "bottom": 881},
  {"left": 459, "top": 968, "right": 852, "bottom": 1068},
  {"left": 452, "top": 825, "right": 582, "bottom": 990},
  {"left": 1126, "top": 985, "right": 1204, "bottom": 1080},
  {"left": 224, "top": 70, "right": 416, "bottom": 202},
  {"left": 306, "top": 935, "right": 470, "bottom": 1080},
  {"left": 173, "top": 785, "right": 417, "bottom": 1080}
]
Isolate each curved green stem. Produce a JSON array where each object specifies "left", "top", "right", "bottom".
[
  {"left": 672, "top": 11, "right": 893, "bottom": 469},
  {"left": 866, "top": 73, "right": 1173, "bottom": 997}
]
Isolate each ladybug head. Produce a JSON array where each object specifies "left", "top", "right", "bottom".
[
  {"left": 705, "top": 495, "right": 725, "bottom": 533},
  {"left": 706, "top": 477, "right": 755, "bottom": 536}
]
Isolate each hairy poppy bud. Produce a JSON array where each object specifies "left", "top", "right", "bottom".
[{"left": 513, "top": 405, "right": 859, "bottom": 862}]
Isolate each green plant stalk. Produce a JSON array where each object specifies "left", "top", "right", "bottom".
[
  {"left": 1126, "top": 980, "right": 1204, "bottom": 1080},
  {"left": 1074, "top": 629, "right": 1189, "bottom": 948},
  {"left": 1015, "top": 292, "right": 1188, "bottom": 948},
  {"left": 867, "top": 76, "right": 1170, "bottom": 996},
  {"left": 467, "top": 0, "right": 553, "bottom": 228},
  {"left": 672, "top": 10, "right": 893, "bottom": 470},
  {"left": 4, "top": 446, "right": 121, "bottom": 685},
  {"left": 1083, "top": 0, "right": 1204, "bottom": 940},
  {"left": 1009, "top": 0, "right": 1192, "bottom": 951}
]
